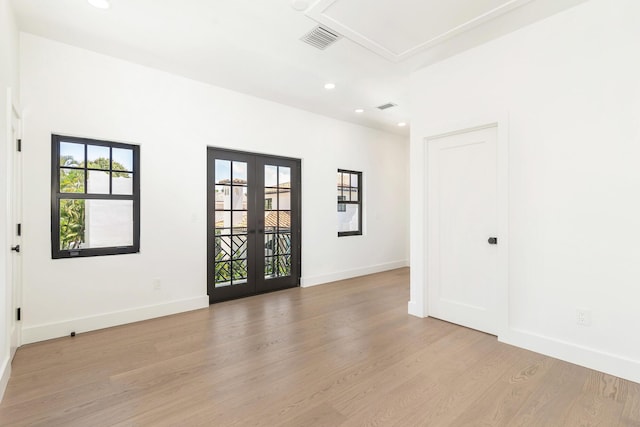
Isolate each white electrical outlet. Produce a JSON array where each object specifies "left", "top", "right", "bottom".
[
  {"left": 576, "top": 308, "right": 591, "bottom": 326},
  {"left": 153, "top": 278, "right": 162, "bottom": 291}
]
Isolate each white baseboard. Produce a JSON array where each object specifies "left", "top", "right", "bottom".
[
  {"left": 500, "top": 328, "right": 640, "bottom": 384},
  {"left": 407, "top": 300, "right": 425, "bottom": 318},
  {"left": 300, "top": 260, "right": 409, "bottom": 288},
  {"left": 22, "top": 296, "right": 209, "bottom": 344},
  {"left": 0, "top": 355, "right": 10, "bottom": 402}
]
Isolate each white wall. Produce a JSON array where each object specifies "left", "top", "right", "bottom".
[
  {"left": 410, "top": 0, "right": 640, "bottom": 382},
  {"left": 19, "top": 33, "right": 409, "bottom": 344},
  {"left": 0, "top": 0, "right": 19, "bottom": 400}
]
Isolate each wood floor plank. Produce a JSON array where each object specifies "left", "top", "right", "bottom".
[
  {"left": 0, "top": 267, "right": 638, "bottom": 427},
  {"left": 448, "top": 350, "right": 557, "bottom": 426},
  {"left": 620, "top": 381, "right": 640, "bottom": 426},
  {"left": 562, "top": 370, "right": 627, "bottom": 427},
  {"left": 507, "top": 360, "right": 589, "bottom": 426},
  {"left": 381, "top": 341, "right": 526, "bottom": 427}
]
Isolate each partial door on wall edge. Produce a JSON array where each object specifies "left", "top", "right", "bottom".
[{"left": 207, "top": 147, "right": 301, "bottom": 303}]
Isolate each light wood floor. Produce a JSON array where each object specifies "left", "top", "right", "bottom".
[{"left": 1, "top": 268, "right": 639, "bottom": 426}]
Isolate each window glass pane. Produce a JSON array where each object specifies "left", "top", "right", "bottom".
[
  {"left": 215, "top": 160, "right": 231, "bottom": 184},
  {"left": 278, "top": 188, "right": 291, "bottom": 210},
  {"left": 278, "top": 167, "right": 290, "bottom": 188},
  {"left": 87, "top": 170, "right": 110, "bottom": 194},
  {"left": 112, "top": 172, "right": 133, "bottom": 195},
  {"left": 341, "top": 173, "right": 351, "bottom": 186},
  {"left": 60, "top": 168, "right": 85, "bottom": 193},
  {"left": 338, "top": 204, "right": 360, "bottom": 233},
  {"left": 231, "top": 186, "right": 248, "bottom": 210},
  {"left": 60, "top": 142, "right": 84, "bottom": 167},
  {"left": 59, "top": 199, "right": 86, "bottom": 250},
  {"left": 351, "top": 173, "right": 358, "bottom": 189},
  {"left": 87, "top": 145, "right": 110, "bottom": 169},
  {"left": 232, "top": 161, "right": 247, "bottom": 184},
  {"left": 74, "top": 200, "right": 134, "bottom": 249},
  {"left": 265, "top": 165, "right": 278, "bottom": 187},
  {"left": 337, "top": 188, "right": 344, "bottom": 202},
  {"left": 336, "top": 172, "right": 343, "bottom": 186},
  {"left": 112, "top": 148, "right": 133, "bottom": 172},
  {"left": 350, "top": 188, "right": 359, "bottom": 202}
]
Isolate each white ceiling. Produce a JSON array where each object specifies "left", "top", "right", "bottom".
[{"left": 11, "top": 0, "right": 587, "bottom": 136}]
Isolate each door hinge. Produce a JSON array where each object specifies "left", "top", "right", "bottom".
[
  {"left": 17, "top": 139, "right": 22, "bottom": 152},
  {"left": 16, "top": 308, "right": 21, "bottom": 321},
  {"left": 17, "top": 223, "right": 21, "bottom": 237}
]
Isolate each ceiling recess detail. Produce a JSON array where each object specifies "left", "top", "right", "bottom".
[
  {"left": 300, "top": 25, "right": 342, "bottom": 50},
  {"left": 305, "top": 0, "right": 535, "bottom": 62}
]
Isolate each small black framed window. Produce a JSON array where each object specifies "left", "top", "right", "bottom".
[
  {"left": 337, "top": 169, "right": 362, "bottom": 236},
  {"left": 51, "top": 134, "right": 140, "bottom": 258}
]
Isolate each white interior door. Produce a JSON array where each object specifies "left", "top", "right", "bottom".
[
  {"left": 8, "top": 94, "right": 22, "bottom": 357},
  {"left": 427, "top": 125, "right": 499, "bottom": 335}
]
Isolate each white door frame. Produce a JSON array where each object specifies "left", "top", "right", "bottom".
[
  {"left": 421, "top": 113, "right": 509, "bottom": 338},
  {"left": 6, "top": 87, "right": 22, "bottom": 355}
]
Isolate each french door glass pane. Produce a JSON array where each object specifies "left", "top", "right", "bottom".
[
  {"left": 278, "top": 234, "right": 291, "bottom": 255},
  {"left": 264, "top": 165, "right": 278, "bottom": 187},
  {"left": 278, "top": 188, "right": 291, "bottom": 210},
  {"left": 215, "top": 160, "right": 231, "bottom": 184},
  {"left": 264, "top": 165, "right": 292, "bottom": 279},
  {"left": 278, "top": 167, "right": 291, "bottom": 187},
  {"left": 232, "top": 161, "right": 247, "bottom": 183},
  {"left": 214, "top": 160, "right": 249, "bottom": 287}
]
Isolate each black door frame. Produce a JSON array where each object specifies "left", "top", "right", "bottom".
[{"left": 207, "top": 147, "right": 301, "bottom": 303}]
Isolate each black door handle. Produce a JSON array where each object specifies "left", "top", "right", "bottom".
[
  {"left": 488, "top": 237, "right": 497, "bottom": 245},
  {"left": 11, "top": 245, "right": 20, "bottom": 253}
]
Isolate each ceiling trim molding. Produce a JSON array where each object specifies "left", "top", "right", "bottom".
[{"left": 305, "top": 0, "right": 535, "bottom": 62}]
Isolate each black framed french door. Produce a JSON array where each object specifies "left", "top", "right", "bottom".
[{"left": 207, "top": 147, "right": 301, "bottom": 303}]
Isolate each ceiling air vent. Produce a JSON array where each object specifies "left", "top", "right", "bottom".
[
  {"left": 300, "top": 25, "right": 341, "bottom": 50},
  {"left": 376, "top": 102, "right": 398, "bottom": 111}
]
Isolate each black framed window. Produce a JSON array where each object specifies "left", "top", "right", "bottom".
[
  {"left": 337, "top": 169, "right": 362, "bottom": 236},
  {"left": 51, "top": 134, "right": 140, "bottom": 258}
]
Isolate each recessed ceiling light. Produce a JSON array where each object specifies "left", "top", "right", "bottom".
[
  {"left": 88, "top": 0, "right": 110, "bottom": 9},
  {"left": 354, "top": 109, "right": 364, "bottom": 113},
  {"left": 291, "top": 0, "right": 310, "bottom": 11},
  {"left": 324, "top": 83, "right": 336, "bottom": 90},
  {"left": 397, "top": 122, "right": 407, "bottom": 127}
]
